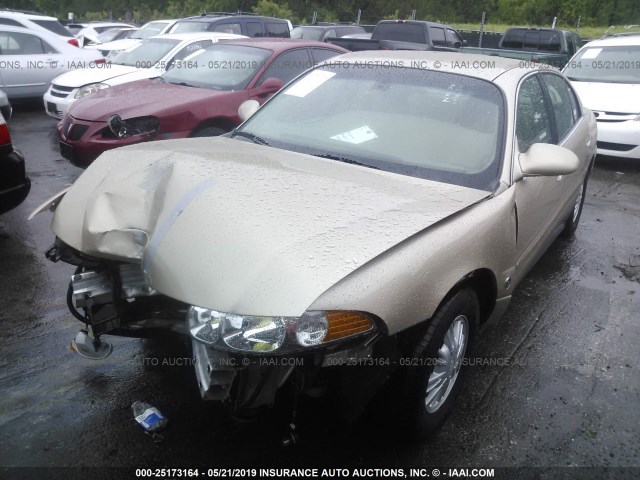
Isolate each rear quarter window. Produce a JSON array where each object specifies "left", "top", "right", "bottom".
[
  {"left": 213, "top": 23, "right": 242, "bottom": 35},
  {"left": 32, "top": 19, "right": 72, "bottom": 37},
  {"left": 0, "top": 18, "right": 24, "bottom": 28},
  {"left": 265, "top": 22, "right": 289, "bottom": 38}
]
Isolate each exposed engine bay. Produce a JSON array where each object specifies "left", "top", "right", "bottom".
[{"left": 47, "top": 238, "right": 394, "bottom": 429}]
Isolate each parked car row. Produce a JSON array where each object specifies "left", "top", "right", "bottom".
[
  {"left": 0, "top": 25, "right": 104, "bottom": 100},
  {"left": 44, "top": 32, "right": 246, "bottom": 119},
  {"left": 57, "top": 38, "right": 348, "bottom": 166}
]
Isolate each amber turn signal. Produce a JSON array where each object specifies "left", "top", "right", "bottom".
[{"left": 323, "top": 311, "right": 373, "bottom": 343}]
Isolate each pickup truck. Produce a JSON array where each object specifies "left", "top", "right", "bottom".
[
  {"left": 461, "top": 27, "right": 582, "bottom": 68},
  {"left": 328, "top": 19, "right": 464, "bottom": 52}
]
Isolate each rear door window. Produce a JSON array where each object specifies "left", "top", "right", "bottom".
[
  {"left": 310, "top": 48, "right": 342, "bottom": 64},
  {"left": 213, "top": 23, "right": 242, "bottom": 35},
  {"left": 0, "top": 31, "right": 57, "bottom": 55},
  {"left": 258, "top": 48, "right": 312, "bottom": 85},
  {"left": 430, "top": 27, "right": 446, "bottom": 46},
  {"left": 246, "top": 22, "right": 263, "bottom": 37},
  {"left": 541, "top": 73, "right": 580, "bottom": 141}
]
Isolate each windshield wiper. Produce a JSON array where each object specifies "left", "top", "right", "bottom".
[
  {"left": 232, "top": 131, "right": 270, "bottom": 146},
  {"left": 168, "top": 81, "right": 193, "bottom": 87},
  {"left": 315, "top": 153, "right": 380, "bottom": 170}
]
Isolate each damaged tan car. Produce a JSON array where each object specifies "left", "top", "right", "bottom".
[{"left": 37, "top": 51, "right": 596, "bottom": 439}]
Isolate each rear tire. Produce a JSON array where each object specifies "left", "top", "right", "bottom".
[{"left": 397, "top": 289, "right": 479, "bottom": 440}]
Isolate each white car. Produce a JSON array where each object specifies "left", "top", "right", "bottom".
[
  {"left": 0, "top": 25, "right": 104, "bottom": 100},
  {"left": 76, "top": 22, "right": 134, "bottom": 46},
  {"left": 84, "top": 19, "right": 178, "bottom": 57},
  {"left": 43, "top": 32, "right": 245, "bottom": 119},
  {"left": 87, "top": 27, "right": 139, "bottom": 45},
  {"left": 0, "top": 10, "right": 79, "bottom": 46},
  {"left": 563, "top": 35, "right": 640, "bottom": 159}
]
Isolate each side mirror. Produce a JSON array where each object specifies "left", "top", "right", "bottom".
[
  {"left": 238, "top": 99, "right": 260, "bottom": 121},
  {"left": 515, "top": 143, "right": 580, "bottom": 181},
  {"left": 254, "top": 77, "right": 283, "bottom": 96}
]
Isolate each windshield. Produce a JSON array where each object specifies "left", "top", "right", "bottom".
[
  {"left": 97, "top": 28, "right": 132, "bottom": 43},
  {"left": 291, "top": 27, "right": 323, "bottom": 40},
  {"left": 161, "top": 44, "right": 271, "bottom": 90},
  {"left": 564, "top": 45, "right": 640, "bottom": 83},
  {"left": 169, "top": 21, "right": 209, "bottom": 34},
  {"left": 131, "top": 21, "right": 169, "bottom": 39},
  {"left": 111, "top": 38, "right": 180, "bottom": 67},
  {"left": 236, "top": 64, "right": 505, "bottom": 190}
]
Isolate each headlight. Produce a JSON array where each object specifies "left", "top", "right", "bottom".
[
  {"left": 75, "top": 82, "right": 109, "bottom": 99},
  {"left": 188, "top": 307, "right": 374, "bottom": 354},
  {"left": 105, "top": 114, "right": 160, "bottom": 138}
]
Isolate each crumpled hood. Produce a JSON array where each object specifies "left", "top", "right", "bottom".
[
  {"left": 51, "top": 64, "right": 140, "bottom": 88},
  {"left": 570, "top": 81, "right": 640, "bottom": 113},
  {"left": 69, "top": 79, "right": 223, "bottom": 121},
  {"left": 52, "top": 137, "right": 490, "bottom": 317}
]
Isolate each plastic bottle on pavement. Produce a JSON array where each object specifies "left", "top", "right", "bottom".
[{"left": 132, "top": 401, "right": 168, "bottom": 433}]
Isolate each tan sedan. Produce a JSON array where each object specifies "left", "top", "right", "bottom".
[{"left": 38, "top": 51, "right": 596, "bottom": 438}]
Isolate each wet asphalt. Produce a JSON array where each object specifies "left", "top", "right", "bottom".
[{"left": 0, "top": 106, "right": 638, "bottom": 479}]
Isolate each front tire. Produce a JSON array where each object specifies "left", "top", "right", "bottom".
[
  {"left": 562, "top": 170, "right": 590, "bottom": 238},
  {"left": 398, "top": 289, "right": 479, "bottom": 439}
]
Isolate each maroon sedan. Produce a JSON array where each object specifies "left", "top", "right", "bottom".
[{"left": 58, "top": 38, "right": 347, "bottom": 167}]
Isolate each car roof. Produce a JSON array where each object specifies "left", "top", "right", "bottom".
[
  {"left": 0, "top": 23, "right": 62, "bottom": 37},
  {"left": 84, "top": 22, "right": 133, "bottom": 28},
  {"left": 295, "top": 25, "right": 350, "bottom": 30},
  {"left": 0, "top": 10, "right": 59, "bottom": 21},
  {"left": 177, "top": 15, "right": 287, "bottom": 23},
  {"left": 216, "top": 37, "right": 348, "bottom": 52},
  {"left": 331, "top": 50, "right": 538, "bottom": 81},
  {"left": 585, "top": 35, "right": 640, "bottom": 47},
  {"left": 144, "top": 19, "right": 178, "bottom": 24},
  {"left": 154, "top": 31, "right": 247, "bottom": 41}
]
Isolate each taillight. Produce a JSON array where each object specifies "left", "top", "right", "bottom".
[
  {"left": 0, "top": 116, "right": 11, "bottom": 146},
  {"left": 94, "top": 58, "right": 105, "bottom": 64},
  {"left": 68, "top": 38, "right": 79, "bottom": 47}
]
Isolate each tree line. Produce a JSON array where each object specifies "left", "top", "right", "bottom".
[{"left": 4, "top": 0, "right": 640, "bottom": 27}]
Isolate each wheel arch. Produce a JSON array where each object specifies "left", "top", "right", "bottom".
[
  {"left": 438, "top": 268, "right": 498, "bottom": 326},
  {"left": 190, "top": 117, "right": 238, "bottom": 136},
  {"left": 394, "top": 268, "right": 497, "bottom": 352}
]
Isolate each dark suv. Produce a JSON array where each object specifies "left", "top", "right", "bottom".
[{"left": 168, "top": 13, "right": 290, "bottom": 38}]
